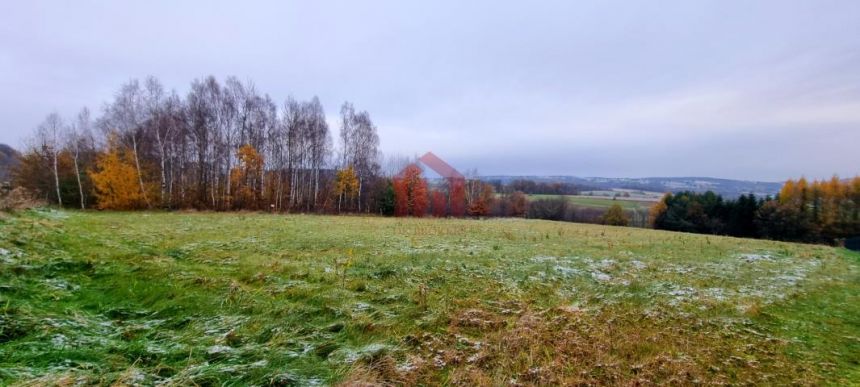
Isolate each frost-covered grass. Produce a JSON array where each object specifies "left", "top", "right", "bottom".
[{"left": 0, "top": 210, "right": 858, "bottom": 385}]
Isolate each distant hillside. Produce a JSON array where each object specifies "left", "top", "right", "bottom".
[
  {"left": 481, "top": 175, "right": 783, "bottom": 198},
  {"left": 0, "top": 143, "right": 21, "bottom": 182}
]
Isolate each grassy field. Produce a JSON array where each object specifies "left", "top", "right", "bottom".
[
  {"left": 1, "top": 210, "right": 858, "bottom": 385},
  {"left": 527, "top": 194, "right": 657, "bottom": 211}
]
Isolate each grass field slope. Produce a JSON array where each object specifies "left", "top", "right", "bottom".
[
  {"left": 1, "top": 210, "right": 858, "bottom": 385},
  {"left": 527, "top": 194, "right": 656, "bottom": 211}
]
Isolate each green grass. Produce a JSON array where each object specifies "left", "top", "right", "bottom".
[
  {"left": 0, "top": 209, "right": 858, "bottom": 385},
  {"left": 527, "top": 194, "right": 656, "bottom": 210}
]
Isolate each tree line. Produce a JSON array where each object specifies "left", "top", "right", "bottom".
[
  {"left": 650, "top": 176, "right": 860, "bottom": 244},
  {"left": 15, "top": 76, "right": 389, "bottom": 213},
  {"left": 489, "top": 179, "right": 588, "bottom": 196},
  {"left": 13, "top": 75, "right": 532, "bottom": 218}
]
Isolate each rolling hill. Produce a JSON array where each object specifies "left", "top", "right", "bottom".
[
  {"left": 0, "top": 143, "right": 20, "bottom": 182},
  {"left": 483, "top": 175, "right": 783, "bottom": 198}
]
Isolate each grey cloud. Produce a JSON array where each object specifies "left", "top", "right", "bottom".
[{"left": 1, "top": 0, "right": 859, "bottom": 180}]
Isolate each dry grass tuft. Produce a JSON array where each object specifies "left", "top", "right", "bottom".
[
  {"left": 451, "top": 308, "right": 506, "bottom": 330},
  {"left": 0, "top": 187, "right": 44, "bottom": 211},
  {"left": 338, "top": 354, "right": 419, "bottom": 387},
  {"left": 14, "top": 372, "right": 85, "bottom": 387}
]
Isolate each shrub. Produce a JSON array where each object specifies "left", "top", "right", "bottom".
[
  {"left": 0, "top": 187, "right": 43, "bottom": 211},
  {"left": 527, "top": 196, "right": 568, "bottom": 221},
  {"left": 601, "top": 203, "right": 630, "bottom": 226}
]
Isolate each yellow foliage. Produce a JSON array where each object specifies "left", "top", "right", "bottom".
[
  {"left": 603, "top": 203, "right": 630, "bottom": 226},
  {"left": 230, "top": 144, "right": 264, "bottom": 209},
  {"left": 90, "top": 146, "right": 147, "bottom": 210},
  {"left": 778, "top": 179, "right": 795, "bottom": 205},
  {"left": 779, "top": 175, "right": 860, "bottom": 237},
  {"left": 649, "top": 194, "right": 669, "bottom": 226},
  {"left": 335, "top": 165, "right": 359, "bottom": 198}
]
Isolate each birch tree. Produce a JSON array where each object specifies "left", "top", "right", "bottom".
[
  {"left": 36, "top": 112, "right": 64, "bottom": 206},
  {"left": 339, "top": 102, "right": 379, "bottom": 212},
  {"left": 105, "top": 80, "right": 151, "bottom": 208},
  {"left": 67, "top": 107, "right": 94, "bottom": 209}
]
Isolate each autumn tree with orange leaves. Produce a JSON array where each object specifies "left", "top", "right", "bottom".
[
  {"left": 230, "top": 144, "right": 264, "bottom": 209},
  {"left": 393, "top": 164, "right": 428, "bottom": 217},
  {"left": 90, "top": 139, "right": 151, "bottom": 210},
  {"left": 466, "top": 180, "right": 495, "bottom": 216}
]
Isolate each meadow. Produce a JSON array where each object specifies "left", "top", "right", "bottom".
[
  {"left": 0, "top": 210, "right": 858, "bottom": 385},
  {"left": 526, "top": 194, "right": 656, "bottom": 211}
]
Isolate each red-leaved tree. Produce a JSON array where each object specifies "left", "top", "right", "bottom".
[
  {"left": 449, "top": 178, "right": 466, "bottom": 217},
  {"left": 431, "top": 190, "right": 446, "bottom": 217},
  {"left": 393, "top": 164, "right": 428, "bottom": 217}
]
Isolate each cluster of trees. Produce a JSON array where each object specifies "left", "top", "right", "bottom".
[
  {"left": 651, "top": 176, "right": 860, "bottom": 243},
  {"left": 390, "top": 167, "right": 525, "bottom": 218},
  {"left": 759, "top": 177, "right": 860, "bottom": 242},
  {"left": 649, "top": 192, "right": 762, "bottom": 237},
  {"left": 15, "top": 76, "right": 387, "bottom": 213}
]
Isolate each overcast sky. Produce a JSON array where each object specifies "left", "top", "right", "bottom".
[{"left": 2, "top": 1, "right": 859, "bottom": 181}]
